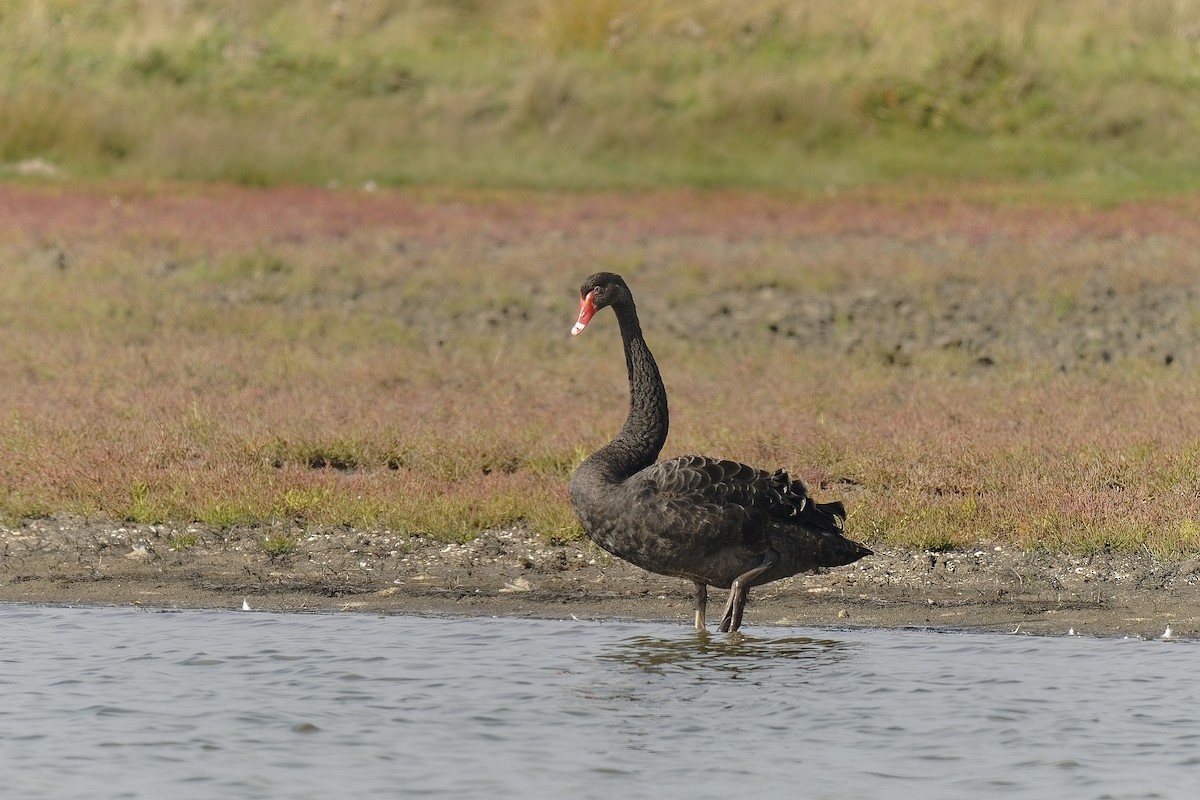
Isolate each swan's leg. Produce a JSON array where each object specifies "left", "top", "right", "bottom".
[
  {"left": 693, "top": 581, "right": 708, "bottom": 631},
  {"left": 718, "top": 550, "right": 779, "bottom": 633},
  {"left": 718, "top": 584, "right": 751, "bottom": 633}
]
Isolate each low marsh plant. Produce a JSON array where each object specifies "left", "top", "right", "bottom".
[
  {"left": 261, "top": 534, "right": 298, "bottom": 559},
  {"left": 169, "top": 531, "right": 200, "bottom": 551},
  {"left": 3, "top": 186, "right": 1200, "bottom": 557}
]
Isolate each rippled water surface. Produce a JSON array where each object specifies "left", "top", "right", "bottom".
[{"left": 2, "top": 605, "right": 1197, "bottom": 799}]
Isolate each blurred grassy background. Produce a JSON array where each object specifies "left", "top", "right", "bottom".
[
  {"left": 5, "top": 1, "right": 1200, "bottom": 555},
  {"left": 3, "top": 0, "right": 1200, "bottom": 196}
]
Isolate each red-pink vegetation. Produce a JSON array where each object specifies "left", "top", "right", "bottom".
[
  {"left": 3, "top": 184, "right": 1200, "bottom": 554},
  {"left": 657, "top": 350, "right": 1200, "bottom": 557}
]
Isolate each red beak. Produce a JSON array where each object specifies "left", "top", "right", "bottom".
[{"left": 572, "top": 290, "right": 597, "bottom": 336}]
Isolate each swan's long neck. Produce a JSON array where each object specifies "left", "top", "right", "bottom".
[{"left": 586, "top": 297, "right": 669, "bottom": 482}]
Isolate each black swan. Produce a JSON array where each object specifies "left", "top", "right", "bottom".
[{"left": 569, "top": 272, "right": 871, "bottom": 632}]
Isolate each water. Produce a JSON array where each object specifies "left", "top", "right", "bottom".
[{"left": 1, "top": 606, "right": 1196, "bottom": 800}]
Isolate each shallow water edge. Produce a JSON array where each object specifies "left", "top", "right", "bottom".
[
  {"left": 2, "top": 519, "right": 1197, "bottom": 639},
  {"left": 3, "top": 607, "right": 1197, "bottom": 800}
]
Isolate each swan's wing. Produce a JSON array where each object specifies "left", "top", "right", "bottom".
[{"left": 639, "top": 455, "right": 845, "bottom": 536}]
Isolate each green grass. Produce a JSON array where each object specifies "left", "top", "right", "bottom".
[
  {"left": 261, "top": 533, "right": 299, "bottom": 559},
  {"left": 3, "top": 0, "right": 1200, "bottom": 198},
  {"left": 169, "top": 531, "right": 201, "bottom": 551}
]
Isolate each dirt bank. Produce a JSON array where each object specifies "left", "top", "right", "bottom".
[{"left": 3, "top": 516, "right": 1195, "bottom": 639}]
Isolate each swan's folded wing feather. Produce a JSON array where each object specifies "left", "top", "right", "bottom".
[
  {"left": 627, "top": 464, "right": 766, "bottom": 556},
  {"left": 638, "top": 455, "right": 845, "bottom": 536}
]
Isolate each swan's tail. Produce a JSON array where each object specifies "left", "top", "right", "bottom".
[
  {"left": 795, "top": 485, "right": 872, "bottom": 563},
  {"left": 768, "top": 469, "right": 872, "bottom": 566},
  {"left": 821, "top": 530, "right": 873, "bottom": 564},
  {"left": 808, "top": 499, "right": 848, "bottom": 534},
  {"left": 771, "top": 468, "right": 849, "bottom": 536}
]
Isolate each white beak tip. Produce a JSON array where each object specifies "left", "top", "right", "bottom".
[{"left": 571, "top": 322, "right": 586, "bottom": 336}]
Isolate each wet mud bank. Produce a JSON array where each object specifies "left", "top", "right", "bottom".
[{"left": 3, "top": 518, "right": 1196, "bottom": 639}]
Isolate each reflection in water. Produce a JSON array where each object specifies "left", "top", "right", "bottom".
[{"left": 600, "top": 631, "right": 849, "bottom": 678}]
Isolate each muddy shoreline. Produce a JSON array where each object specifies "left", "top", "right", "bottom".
[{"left": 2, "top": 516, "right": 1195, "bottom": 639}]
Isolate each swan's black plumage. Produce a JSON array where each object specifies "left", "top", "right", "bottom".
[{"left": 569, "top": 272, "right": 871, "bottom": 632}]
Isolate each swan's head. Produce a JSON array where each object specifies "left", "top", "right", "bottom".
[{"left": 572, "top": 272, "right": 629, "bottom": 336}]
